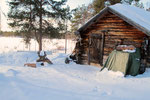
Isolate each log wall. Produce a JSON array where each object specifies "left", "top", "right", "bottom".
[{"left": 78, "top": 11, "right": 147, "bottom": 64}]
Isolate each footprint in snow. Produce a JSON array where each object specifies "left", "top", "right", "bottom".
[
  {"left": 93, "top": 86, "right": 112, "bottom": 96},
  {"left": 5, "top": 69, "right": 19, "bottom": 77}
]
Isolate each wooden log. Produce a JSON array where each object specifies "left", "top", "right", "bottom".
[
  {"left": 98, "top": 20, "right": 124, "bottom": 23},
  {"left": 104, "top": 47, "right": 114, "bottom": 51},
  {"left": 102, "top": 15, "right": 121, "bottom": 18},
  {"left": 100, "top": 32, "right": 105, "bottom": 65},
  {"left": 106, "top": 34, "right": 145, "bottom": 38},
  {"left": 104, "top": 44, "right": 116, "bottom": 48},
  {"left": 105, "top": 32, "right": 146, "bottom": 36},
  {"left": 86, "top": 28, "right": 143, "bottom": 33},
  {"left": 24, "top": 63, "right": 36, "bottom": 68},
  {"left": 91, "top": 25, "right": 135, "bottom": 29},
  {"left": 96, "top": 22, "right": 128, "bottom": 25},
  {"left": 100, "top": 17, "right": 123, "bottom": 20},
  {"left": 92, "top": 24, "right": 134, "bottom": 28},
  {"left": 88, "top": 37, "right": 91, "bottom": 65},
  {"left": 105, "top": 40, "right": 143, "bottom": 44},
  {"left": 104, "top": 51, "right": 111, "bottom": 55},
  {"left": 95, "top": 23, "right": 128, "bottom": 26},
  {"left": 105, "top": 35, "right": 144, "bottom": 39}
]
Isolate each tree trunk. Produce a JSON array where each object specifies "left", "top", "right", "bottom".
[
  {"left": 39, "top": 0, "right": 43, "bottom": 51},
  {"left": 39, "top": 34, "right": 42, "bottom": 51}
]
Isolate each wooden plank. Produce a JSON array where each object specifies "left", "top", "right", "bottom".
[
  {"left": 104, "top": 51, "right": 111, "bottom": 55},
  {"left": 99, "top": 20, "right": 124, "bottom": 23},
  {"left": 86, "top": 28, "right": 143, "bottom": 33},
  {"left": 91, "top": 25, "right": 135, "bottom": 29},
  {"left": 106, "top": 32, "right": 146, "bottom": 36},
  {"left": 105, "top": 40, "right": 144, "bottom": 44},
  {"left": 104, "top": 48, "right": 114, "bottom": 51},
  {"left": 105, "top": 40, "right": 142, "bottom": 45},
  {"left": 105, "top": 35, "right": 144, "bottom": 39},
  {"left": 100, "top": 17, "right": 122, "bottom": 20},
  {"left": 96, "top": 23, "right": 128, "bottom": 26},
  {"left": 104, "top": 44, "right": 116, "bottom": 48},
  {"left": 100, "top": 32, "right": 105, "bottom": 66},
  {"left": 88, "top": 37, "right": 90, "bottom": 65}
]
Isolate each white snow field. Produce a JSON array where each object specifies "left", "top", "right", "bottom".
[{"left": 0, "top": 37, "right": 150, "bottom": 100}]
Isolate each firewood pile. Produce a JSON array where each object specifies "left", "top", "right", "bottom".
[
  {"left": 36, "top": 51, "right": 53, "bottom": 64},
  {"left": 116, "top": 45, "right": 136, "bottom": 52},
  {"left": 24, "top": 63, "right": 36, "bottom": 68},
  {"left": 24, "top": 51, "right": 53, "bottom": 68}
]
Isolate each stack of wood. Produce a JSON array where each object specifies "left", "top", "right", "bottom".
[
  {"left": 116, "top": 45, "right": 136, "bottom": 51},
  {"left": 24, "top": 51, "right": 53, "bottom": 68},
  {"left": 24, "top": 63, "right": 36, "bottom": 68},
  {"left": 36, "top": 51, "right": 53, "bottom": 65}
]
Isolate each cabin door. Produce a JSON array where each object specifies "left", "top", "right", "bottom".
[{"left": 88, "top": 34, "right": 104, "bottom": 66}]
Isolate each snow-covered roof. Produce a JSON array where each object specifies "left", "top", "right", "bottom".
[{"left": 76, "top": 4, "right": 150, "bottom": 36}]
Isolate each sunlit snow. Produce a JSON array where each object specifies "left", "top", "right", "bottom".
[{"left": 0, "top": 37, "right": 150, "bottom": 100}]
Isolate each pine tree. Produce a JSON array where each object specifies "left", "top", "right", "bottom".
[
  {"left": 8, "top": 0, "right": 70, "bottom": 51},
  {"left": 121, "top": 0, "right": 140, "bottom": 5},
  {"left": 71, "top": 0, "right": 121, "bottom": 32},
  {"left": 92, "top": 0, "right": 121, "bottom": 14},
  {"left": 71, "top": 4, "right": 93, "bottom": 32}
]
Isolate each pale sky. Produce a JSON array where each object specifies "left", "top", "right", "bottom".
[
  {"left": 0, "top": 0, "right": 10, "bottom": 31},
  {"left": 0, "top": 0, "right": 92, "bottom": 31},
  {"left": 0, "top": 0, "right": 149, "bottom": 31}
]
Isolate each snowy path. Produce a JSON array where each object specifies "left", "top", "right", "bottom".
[{"left": 0, "top": 51, "right": 150, "bottom": 100}]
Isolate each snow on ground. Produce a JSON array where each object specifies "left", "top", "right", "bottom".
[
  {"left": 0, "top": 36, "right": 75, "bottom": 53},
  {"left": 0, "top": 37, "right": 150, "bottom": 100}
]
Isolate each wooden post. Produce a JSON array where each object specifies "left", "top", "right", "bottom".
[
  {"left": 35, "top": 39, "right": 36, "bottom": 51},
  {"left": 65, "top": 19, "right": 68, "bottom": 54},
  {"left": 100, "top": 30, "right": 106, "bottom": 66},
  {"left": 88, "top": 37, "right": 91, "bottom": 65},
  {"left": 39, "top": 0, "right": 43, "bottom": 51},
  {"left": 29, "top": 44, "right": 31, "bottom": 51},
  {"left": 65, "top": 34, "right": 67, "bottom": 54},
  {"left": 0, "top": 8, "right": 1, "bottom": 34}
]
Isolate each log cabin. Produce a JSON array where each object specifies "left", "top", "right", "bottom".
[{"left": 73, "top": 4, "right": 150, "bottom": 67}]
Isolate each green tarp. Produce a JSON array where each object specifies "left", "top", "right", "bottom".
[{"left": 101, "top": 48, "right": 141, "bottom": 76}]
